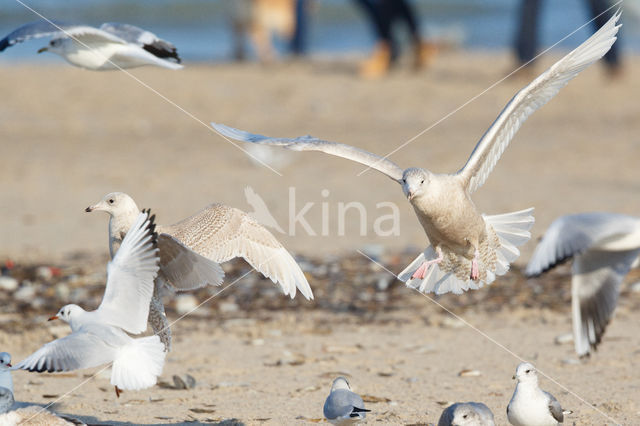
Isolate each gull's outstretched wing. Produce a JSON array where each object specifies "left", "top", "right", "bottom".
[
  {"left": 100, "top": 23, "right": 181, "bottom": 63},
  {"left": 212, "top": 123, "right": 405, "bottom": 182},
  {"left": 15, "top": 327, "right": 115, "bottom": 373},
  {"left": 525, "top": 212, "right": 640, "bottom": 276},
  {"left": 160, "top": 203, "right": 313, "bottom": 300},
  {"left": 156, "top": 233, "right": 225, "bottom": 291},
  {"left": 0, "top": 20, "right": 70, "bottom": 51},
  {"left": 96, "top": 211, "right": 159, "bottom": 334},
  {"left": 457, "top": 11, "right": 621, "bottom": 194},
  {"left": 571, "top": 248, "right": 640, "bottom": 356}
]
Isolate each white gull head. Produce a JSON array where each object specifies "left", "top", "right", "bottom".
[{"left": 401, "top": 168, "right": 431, "bottom": 201}]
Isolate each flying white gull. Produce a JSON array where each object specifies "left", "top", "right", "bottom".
[
  {"left": 86, "top": 192, "right": 313, "bottom": 351},
  {"left": 15, "top": 211, "right": 165, "bottom": 397},
  {"left": 0, "top": 20, "right": 182, "bottom": 70},
  {"left": 438, "top": 401, "right": 495, "bottom": 426},
  {"left": 323, "top": 377, "right": 370, "bottom": 425},
  {"left": 212, "top": 11, "right": 621, "bottom": 295},
  {"left": 526, "top": 212, "right": 640, "bottom": 357},
  {"left": 507, "top": 362, "right": 570, "bottom": 426}
]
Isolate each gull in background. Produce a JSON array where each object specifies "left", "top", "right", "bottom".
[
  {"left": 15, "top": 211, "right": 165, "bottom": 397},
  {"left": 86, "top": 192, "right": 313, "bottom": 351},
  {"left": 507, "top": 362, "right": 570, "bottom": 426},
  {"left": 0, "top": 20, "right": 182, "bottom": 70},
  {"left": 323, "top": 377, "right": 370, "bottom": 425},
  {"left": 526, "top": 212, "right": 640, "bottom": 357},
  {"left": 438, "top": 402, "right": 495, "bottom": 426},
  {"left": 213, "top": 11, "right": 621, "bottom": 295}
]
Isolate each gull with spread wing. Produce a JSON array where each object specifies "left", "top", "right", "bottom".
[
  {"left": 0, "top": 20, "right": 182, "bottom": 70},
  {"left": 15, "top": 211, "right": 165, "bottom": 397},
  {"left": 526, "top": 212, "right": 640, "bottom": 357},
  {"left": 86, "top": 192, "right": 313, "bottom": 351},
  {"left": 212, "top": 11, "right": 620, "bottom": 295}
]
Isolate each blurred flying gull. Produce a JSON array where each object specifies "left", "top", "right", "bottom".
[
  {"left": 526, "top": 212, "right": 640, "bottom": 357},
  {"left": 213, "top": 12, "right": 621, "bottom": 295},
  {"left": 0, "top": 20, "right": 182, "bottom": 70}
]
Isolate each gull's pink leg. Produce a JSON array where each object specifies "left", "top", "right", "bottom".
[
  {"left": 411, "top": 248, "right": 444, "bottom": 280},
  {"left": 470, "top": 249, "right": 480, "bottom": 280}
]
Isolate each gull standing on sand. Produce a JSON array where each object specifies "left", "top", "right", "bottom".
[
  {"left": 0, "top": 20, "right": 182, "bottom": 70},
  {"left": 15, "top": 211, "right": 165, "bottom": 397},
  {"left": 86, "top": 192, "right": 313, "bottom": 350},
  {"left": 507, "top": 363, "right": 569, "bottom": 426},
  {"left": 0, "top": 353, "right": 12, "bottom": 394},
  {"left": 323, "top": 377, "right": 370, "bottom": 425},
  {"left": 438, "top": 402, "right": 495, "bottom": 426},
  {"left": 212, "top": 11, "right": 621, "bottom": 295},
  {"left": 526, "top": 212, "right": 640, "bottom": 357}
]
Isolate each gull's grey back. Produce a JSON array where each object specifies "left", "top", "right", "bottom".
[{"left": 324, "top": 388, "right": 366, "bottom": 421}]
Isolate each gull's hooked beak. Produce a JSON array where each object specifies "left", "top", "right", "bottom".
[
  {"left": 6, "top": 363, "right": 11, "bottom": 368},
  {"left": 407, "top": 191, "right": 415, "bottom": 201},
  {"left": 85, "top": 201, "right": 105, "bottom": 212},
  {"left": 48, "top": 315, "right": 58, "bottom": 321},
  {"left": 37, "top": 47, "right": 48, "bottom": 54}
]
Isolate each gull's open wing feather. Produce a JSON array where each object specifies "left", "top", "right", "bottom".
[
  {"left": 525, "top": 212, "right": 640, "bottom": 277},
  {"left": 571, "top": 247, "right": 640, "bottom": 356},
  {"left": 212, "top": 123, "right": 404, "bottom": 182},
  {"left": 97, "top": 211, "right": 159, "bottom": 334},
  {"left": 157, "top": 233, "right": 224, "bottom": 291},
  {"left": 160, "top": 204, "right": 313, "bottom": 300},
  {"left": 100, "top": 23, "right": 181, "bottom": 62},
  {"left": 15, "top": 327, "right": 115, "bottom": 373},
  {"left": 0, "top": 20, "right": 70, "bottom": 51},
  {"left": 458, "top": 11, "right": 621, "bottom": 193}
]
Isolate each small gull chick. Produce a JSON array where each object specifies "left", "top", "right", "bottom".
[
  {"left": 526, "top": 212, "right": 640, "bottom": 357},
  {"left": 438, "top": 402, "right": 495, "bottom": 426},
  {"left": 212, "top": 11, "right": 621, "bottom": 295},
  {"left": 507, "top": 362, "right": 569, "bottom": 426},
  {"left": 15, "top": 211, "right": 165, "bottom": 397},
  {"left": 0, "top": 20, "right": 182, "bottom": 70},
  {"left": 323, "top": 377, "right": 370, "bottom": 425}
]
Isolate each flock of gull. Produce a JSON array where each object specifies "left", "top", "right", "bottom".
[{"left": 0, "top": 9, "right": 633, "bottom": 426}]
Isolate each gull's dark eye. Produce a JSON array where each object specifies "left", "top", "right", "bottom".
[
  {"left": 420, "top": 179, "right": 424, "bottom": 184},
  {"left": 108, "top": 199, "right": 114, "bottom": 204},
  {"left": 402, "top": 179, "right": 406, "bottom": 183},
  {"left": 525, "top": 369, "right": 531, "bottom": 373}
]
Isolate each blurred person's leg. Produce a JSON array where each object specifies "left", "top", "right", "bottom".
[
  {"left": 290, "top": 0, "right": 309, "bottom": 56},
  {"left": 514, "top": 0, "right": 542, "bottom": 65},
  {"left": 353, "top": 0, "right": 392, "bottom": 78},
  {"left": 379, "top": 0, "right": 437, "bottom": 69},
  {"left": 586, "top": 0, "right": 621, "bottom": 75}
]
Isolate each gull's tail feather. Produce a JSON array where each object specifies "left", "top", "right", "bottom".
[
  {"left": 400, "top": 208, "right": 534, "bottom": 295},
  {"left": 111, "top": 335, "right": 165, "bottom": 391}
]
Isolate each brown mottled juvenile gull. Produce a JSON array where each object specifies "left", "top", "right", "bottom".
[
  {"left": 86, "top": 192, "right": 313, "bottom": 350},
  {"left": 526, "top": 212, "right": 640, "bottom": 357},
  {"left": 213, "top": 11, "right": 621, "bottom": 295}
]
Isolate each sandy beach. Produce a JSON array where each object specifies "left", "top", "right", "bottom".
[{"left": 1, "top": 51, "right": 639, "bottom": 425}]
